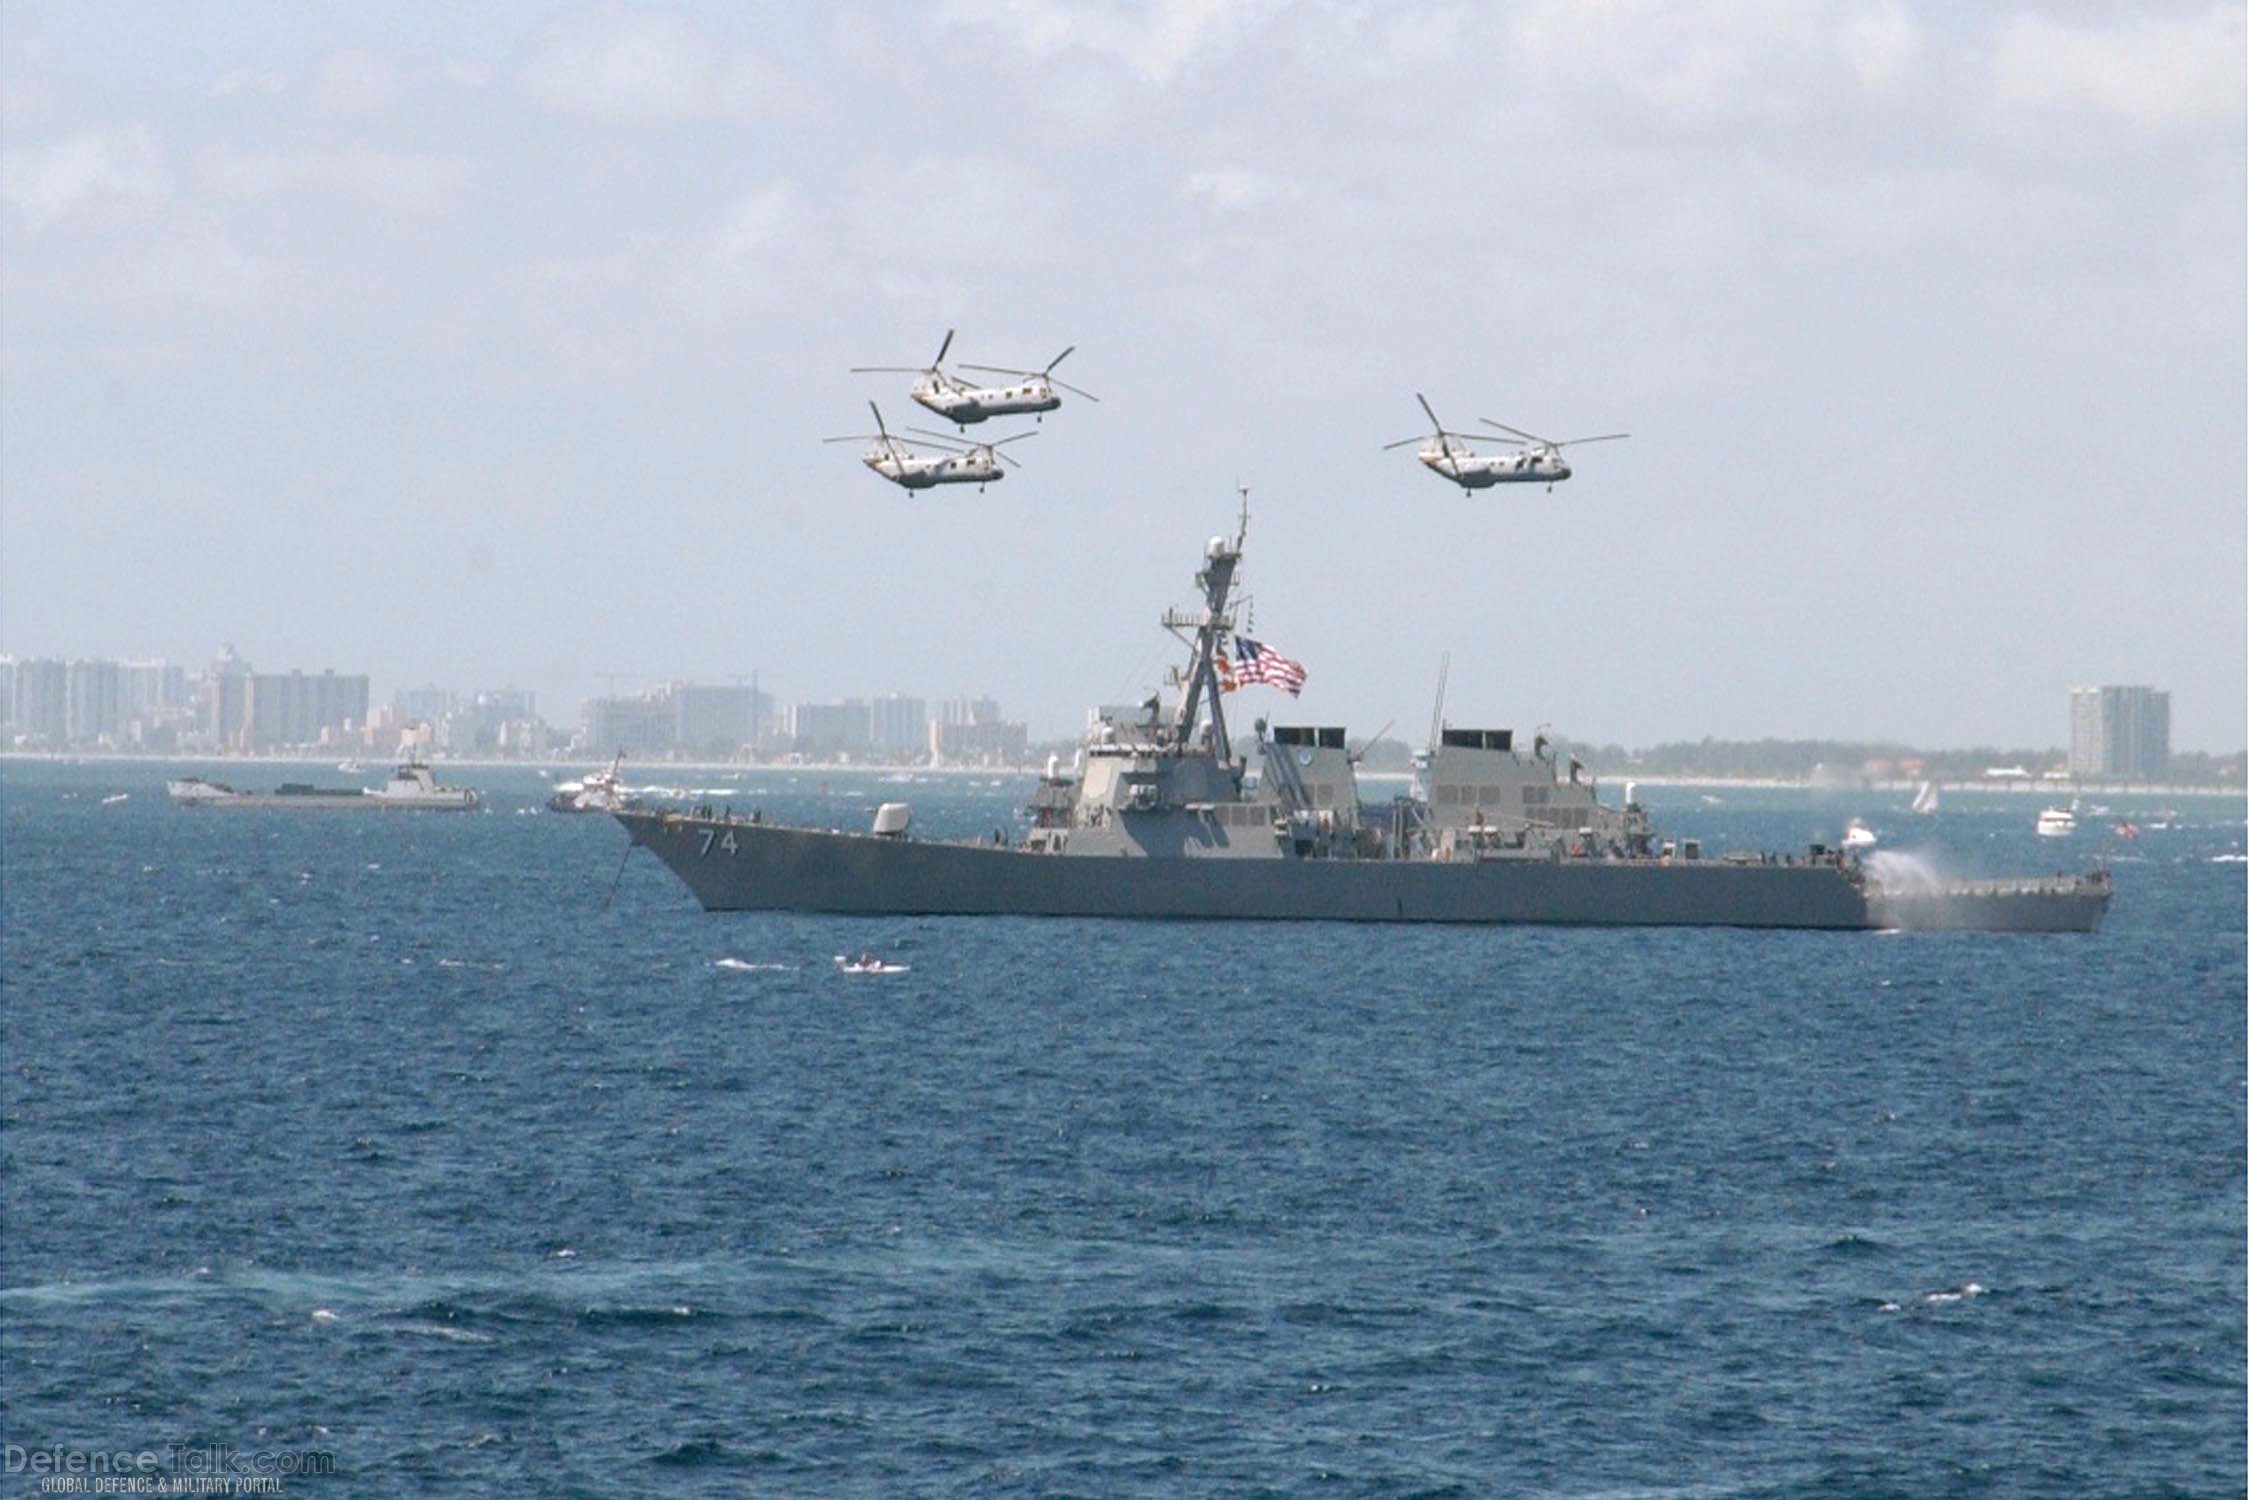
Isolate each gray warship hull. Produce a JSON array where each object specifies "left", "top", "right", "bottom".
[{"left": 618, "top": 812, "right": 2110, "bottom": 932}]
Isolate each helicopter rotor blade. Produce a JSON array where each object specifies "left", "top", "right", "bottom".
[
  {"left": 849, "top": 365, "right": 929, "bottom": 374},
  {"left": 1479, "top": 418, "right": 1551, "bottom": 446},
  {"left": 871, "top": 402, "right": 920, "bottom": 463},
  {"left": 1047, "top": 377, "right": 1100, "bottom": 402},
  {"left": 1043, "top": 345, "right": 1076, "bottom": 374},
  {"left": 986, "top": 430, "right": 1039, "bottom": 447},
  {"left": 956, "top": 362, "right": 1033, "bottom": 379},
  {"left": 822, "top": 434, "right": 881, "bottom": 444},
  {"left": 994, "top": 447, "right": 1023, "bottom": 468},
  {"left": 1415, "top": 392, "right": 1444, "bottom": 432},
  {"left": 900, "top": 426, "right": 971, "bottom": 450},
  {"left": 1554, "top": 433, "right": 1630, "bottom": 447},
  {"left": 1382, "top": 434, "right": 1432, "bottom": 450},
  {"left": 934, "top": 328, "right": 954, "bottom": 366}
]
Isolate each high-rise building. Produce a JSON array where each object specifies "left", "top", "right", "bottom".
[
  {"left": 119, "top": 659, "right": 186, "bottom": 719},
  {"left": 2069, "top": 685, "right": 2170, "bottom": 780},
  {"left": 939, "top": 696, "right": 1003, "bottom": 728},
  {"left": 65, "top": 658, "right": 123, "bottom": 745},
  {"left": 582, "top": 694, "right": 675, "bottom": 757},
  {"left": 244, "top": 669, "right": 371, "bottom": 749},
  {"left": 203, "top": 644, "right": 252, "bottom": 747},
  {"left": 444, "top": 688, "right": 539, "bottom": 752},
  {"left": 393, "top": 685, "right": 457, "bottom": 727},
  {"left": 868, "top": 694, "right": 928, "bottom": 762},
  {"left": 928, "top": 716, "right": 1028, "bottom": 766},
  {"left": 8, "top": 658, "right": 68, "bottom": 745},
  {"left": 673, "top": 683, "right": 763, "bottom": 757},
  {"left": 788, "top": 699, "right": 871, "bottom": 758}
]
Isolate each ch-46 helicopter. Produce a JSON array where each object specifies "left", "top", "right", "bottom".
[
  {"left": 852, "top": 330, "right": 1097, "bottom": 428},
  {"left": 1384, "top": 393, "right": 1627, "bottom": 492},
  {"left": 823, "top": 402, "right": 1035, "bottom": 493}
]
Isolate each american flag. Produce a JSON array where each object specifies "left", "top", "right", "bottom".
[{"left": 1217, "top": 636, "right": 1307, "bottom": 696}]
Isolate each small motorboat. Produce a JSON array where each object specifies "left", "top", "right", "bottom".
[
  {"left": 1841, "top": 818, "right": 1878, "bottom": 851},
  {"left": 548, "top": 752, "right": 636, "bottom": 814},
  {"left": 834, "top": 952, "right": 909, "bottom": 975},
  {"left": 2035, "top": 805, "right": 2078, "bottom": 837}
]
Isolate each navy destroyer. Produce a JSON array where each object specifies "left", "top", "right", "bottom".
[{"left": 618, "top": 525, "right": 2109, "bottom": 932}]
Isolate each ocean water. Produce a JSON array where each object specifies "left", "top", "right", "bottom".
[{"left": 3, "top": 759, "right": 2243, "bottom": 1497}]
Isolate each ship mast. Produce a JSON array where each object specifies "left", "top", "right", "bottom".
[{"left": 1165, "top": 491, "right": 1248, "bottom": 763}]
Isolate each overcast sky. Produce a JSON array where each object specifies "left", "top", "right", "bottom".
[{"left": 4, "top": 0, "right": 2242, "bottom": 749}]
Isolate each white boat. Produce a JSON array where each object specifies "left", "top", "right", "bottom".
[
  {"left": 1910, "top": 781, "right": 1939, "bottom": 815},
  {"left": 834, "top": 953, "right": 909, "bottom": 974},
  {"left": 547, "top": 753, "right": 636, "bottom": 814},
  {"left": 1841, "top": 818, "right": 1878, "bottom": 851},
  {"left": 2035, "top": 805, "right": 2078, "bottom": 837}
]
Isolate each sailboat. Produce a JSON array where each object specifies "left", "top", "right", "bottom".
[{"left": 1910, "top": 781, "right": 1939, "bottom": 815}]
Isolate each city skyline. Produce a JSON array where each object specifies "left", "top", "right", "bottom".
[
  {"left": 7, "top": 643, "right": 2237, "bottom": 767},
  {"left": 3, "top": 3, "right": 2241, "bottom": 753}
]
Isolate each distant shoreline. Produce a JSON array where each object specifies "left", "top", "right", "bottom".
[
  {"left": 5, "top": 750, "right": 2240, "bottom": 801},
  {"left": 0, "top": 750, "right": 1027, "bottom": 778}
]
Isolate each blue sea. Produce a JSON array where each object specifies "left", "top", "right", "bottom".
[{"left": 3, "top": 759, "right": 2243, "bottom": 1497}]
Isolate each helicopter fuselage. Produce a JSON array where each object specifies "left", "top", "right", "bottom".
[
  {"left": 1420, "top": 447, "right": 1571, "bottom": 487},
  {"left": 911, "top": 379, "right": 1062, "bottom": 425},
  {"left": 864, "top": 447, "right": 1007, "bottom": 489}
]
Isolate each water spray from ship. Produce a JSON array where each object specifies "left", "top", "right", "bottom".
[{"left": 1862, "top": 848, "right": 1951, "bottom": 896}]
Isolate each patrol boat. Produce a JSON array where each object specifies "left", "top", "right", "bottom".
[{"left": 618, "top": 526, "right": 2110, "bottom": 932}]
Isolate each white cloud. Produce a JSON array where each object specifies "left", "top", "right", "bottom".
[
  {"left": 1183, "top": 167, "right": 1300, "bottom": 212},
  {"left": 1508, "top": 0, "right": 1928, "bottom": 125},
  {"left": 0, "top": 127, "right": 169, "bottom": 235},
  {"left": 1838, "top": 2, "right": 1919, "bottom": 90},
  {"left": 667, "top": 181, "right": 814, "bottom": 313},
  {"left": 208, "top": 67, "right": 289, "bottom": 100},
  {"left": 839, "top": 157, "right": 1065, "bottom": 271},
  {"left": 120, "top": 218, "right": 275, "bottom": 310},
  {"left": 198, "top": 146, "right": 475, "bottom": 217},
  {"left": 934, "top": 0, "right": 1272, "bottom": 85},
  {"left": 310, "top": 49, "right": 398, "bottom": 117},
  {"left": 522, "top": 6, "right": 777, "bottom": 122},
  {"left": 1993, "top": 6, "right": 2246, "bottom": 127}
]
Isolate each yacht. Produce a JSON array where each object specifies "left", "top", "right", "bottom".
[{"left": 2035, "top": 804, "right": 2078, "bottom": 837}]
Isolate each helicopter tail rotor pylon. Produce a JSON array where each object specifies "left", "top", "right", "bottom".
[{"left": 958, "top": 345, "right": 1100, "bottom": 403}]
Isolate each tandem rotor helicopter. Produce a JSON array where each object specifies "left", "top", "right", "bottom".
[
  {"left": 823, "top": 402, "right": 1036, "bottom": 493},
  {"left": 1384, "top": 393, "right": 1628, "bottom": 492},
  {"left": 852, "top": 329, "right": 1099, "bottom": 429}
]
